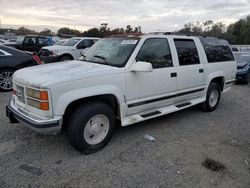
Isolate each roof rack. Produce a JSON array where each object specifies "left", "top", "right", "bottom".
[{"left": 148, "top": 32, "right": 209, "bottom": 38}]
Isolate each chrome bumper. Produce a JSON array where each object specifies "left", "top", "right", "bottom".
[{"left": 6, "top": 99, "right": 63, "bottom": 134}]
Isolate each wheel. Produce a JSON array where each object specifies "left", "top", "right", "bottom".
[
  {"left": 201, "top": 82, "right": 221, "bottom": 112},
  {"left": 0, "top": 69, "right": 14, "bottom": 92},
  {"left": 60, "top": 55, "right": 73, "bottom": 61},
  {"left": 67, "top": 102, "right": 116, "bottom": 154}
]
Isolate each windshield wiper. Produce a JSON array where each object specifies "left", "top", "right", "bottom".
[{"left": 93, "top": 55, "right": 109, "bottom": 64}]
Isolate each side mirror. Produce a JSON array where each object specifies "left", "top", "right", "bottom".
[{"left": 130, "top": 61, "right": 153, "bottom": 72}]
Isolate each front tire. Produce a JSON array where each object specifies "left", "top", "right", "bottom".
[
  {"left": 67, "top": 102, "right": 116, "bottom": 154},
  {"left": 201, "top": 82, "right": 221, "bottom": 112}
]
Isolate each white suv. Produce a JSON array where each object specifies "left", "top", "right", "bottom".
[
  {"left": 39, "top": 37, "right": 99, "bottom": 63},
  {"left": 6, "top": 34, "right": 236, "bottom": 153}
]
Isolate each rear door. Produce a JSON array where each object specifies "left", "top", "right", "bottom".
[
  {"left": 22, "top": 37, "right": 36, "bottom": 52},
  {"left": 173, "top": 38, "right": 206, "bottom": 102}
]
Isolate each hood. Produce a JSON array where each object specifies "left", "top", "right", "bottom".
[
  {"left": 237, "top": 62, "right": 249, "bottom": 69},
  {"left": 13, "top": 61, "right": 124, "bottom": 88}
]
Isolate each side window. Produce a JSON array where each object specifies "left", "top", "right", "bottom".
[
  {"left": 23, "top": 37, "right": 35, "bottom": 46},
  {"left": 38, "top": 38, "right": 47, "bottom": 45},
  {"left": 200, "top": 38, "right": 234, "bottom": 63},
  {"left": 136, "top": 38, "right": 173, "bottom": 68},
  {"left": 174, "top": 39, "right": 200, "bottom": 66},
  {"left": 77, "top": 40, "right": 94, "bottom": 49}
]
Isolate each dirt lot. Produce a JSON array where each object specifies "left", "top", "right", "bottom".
[{"left": 0, "top": 84, "right": 250, "bottom": 188}]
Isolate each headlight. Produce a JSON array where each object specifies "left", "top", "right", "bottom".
[
  {"left": 26, "top": 88, "right": 49, "bottom": 110},
  {"left": 26, "top": 88, "right": 48, "bottom": 100}
]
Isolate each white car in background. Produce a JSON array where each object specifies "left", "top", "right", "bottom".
[
  {"left": 54, "top": 39, "right": 69, "bottom": 46},
  {"left": 39, "top": 37, "right": 99, "bottom": 63}
]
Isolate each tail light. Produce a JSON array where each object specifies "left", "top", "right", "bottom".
[{"left": 33, "top": 54, "right": 42, "bottom": 65}]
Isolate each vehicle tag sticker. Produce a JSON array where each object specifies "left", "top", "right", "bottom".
[{"left": 121, "top": 40, "right": 138, "bottom": 45}]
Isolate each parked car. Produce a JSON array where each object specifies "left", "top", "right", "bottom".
[
  {"left": 5, "top": 35, "right": 51, "bottom": 52},
  {"left": 6, "top": 39, "right": 17, "bottom": 44},
  {"left": 0, "top": 45, "right": 42, "bottom": 91},
  {"left": 234, "top": 52, "right": 250, "bottom": 84},
  {"left": 39, "top": 37, "right": 99, "bottom": 63},
  {"left": 6, "top": 35, "right": 236, "bottom": 153},
  {"left": 0, "top": 39, "right": 7, "bottom": 44}
]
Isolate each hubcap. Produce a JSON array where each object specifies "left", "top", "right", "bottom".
[
  {"left": 84, "top": 114, "right": 110, "bottom": 145},
  {"left": 0, "top": 71, "right": 13, "bottom": 90},
  {"left": 209, "top": 89, "right": 219, "bottom": 107}
]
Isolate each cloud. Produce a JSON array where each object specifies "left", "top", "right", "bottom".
[{"left": 0, "top": 0, "right": 250, "bottom": 32}]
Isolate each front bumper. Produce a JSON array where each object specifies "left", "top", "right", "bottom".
[{"left": 6, "top": 99, "right": 63, "bottom": 134}]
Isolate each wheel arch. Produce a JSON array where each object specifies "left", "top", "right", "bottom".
[
  {"left": 62, "top": 94, "right": 122, "bottom": 129},
  {"left": 59, "top": 53, "right": 74, "bottom": 60},
  {"left": 206, "top": 72, "right": 225, "bottom": 91}
]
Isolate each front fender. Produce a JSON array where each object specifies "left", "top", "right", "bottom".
[{"left": 54, "top": 85, "right": 125, "bottom": 116}]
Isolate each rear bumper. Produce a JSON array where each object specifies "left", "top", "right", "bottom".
[
  {"left": 6, "top": 98, "right": 62, "bottom": 134},
  {"left": 40, "top": 55, "right": 60, "bottom": 64}
]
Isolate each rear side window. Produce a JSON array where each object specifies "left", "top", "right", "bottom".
[
  {"left": 200, "top": 38, "right": 234, "bottom": 63},
  {"left": 174, "top": 39, "right": 200, "bottom": 66},
  {"left": 136, "top": 38, "right": 173, "bottom": 68}
]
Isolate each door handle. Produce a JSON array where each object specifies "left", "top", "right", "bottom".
[
  {"left": 171, "top": 72, "right": 177, "bottom": 78},
  {"left": 199, "top": 69, "right": 204, "bottom": 73}
]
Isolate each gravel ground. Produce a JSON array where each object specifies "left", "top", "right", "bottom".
[{"left": 0, "top": 84, "right": 250, "bottom": 188}]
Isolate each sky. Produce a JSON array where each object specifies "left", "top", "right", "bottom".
[{"left": 0, "top": 0, "right": 250, "bottom": 33}]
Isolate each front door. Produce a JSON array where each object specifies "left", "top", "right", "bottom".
[{"left": 126, "top": 38, "right": 178, "bottom": 115}]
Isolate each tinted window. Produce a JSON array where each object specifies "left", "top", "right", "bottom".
[
  {"left": 23, "top": 37, "right": 36, "bottom": 46},
  {"left": 174, "top": 39, "right": 200, "bottom": 66},
  {"left": 136, "top": 38, "right": 173, "bottom": 68},
  {"left": 200, "top": 38, "right": 234, "bottom": 63}
]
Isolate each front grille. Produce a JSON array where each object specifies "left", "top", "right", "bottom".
[{"left": 16, "top": 85, "right": 25, "bottom": 103}]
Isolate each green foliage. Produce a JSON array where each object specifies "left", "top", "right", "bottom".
[{"left": 178, "top": 15, "right": 250, "bottom": 44}]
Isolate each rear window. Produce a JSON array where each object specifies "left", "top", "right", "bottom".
[{"left": 200, "top": 37, "right": 234, "bottom": 63}]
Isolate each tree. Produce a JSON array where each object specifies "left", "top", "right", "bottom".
[
  {"left": 126, "top": 25, "right": 133, "bottom": 33},
  {"left": 39, "top": 28, "right": 52, "bottom": 36}
]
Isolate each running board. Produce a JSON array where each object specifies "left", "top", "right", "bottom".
[
  {"left": 175, "top": 102, "right": 191, "bottom": 108},
  {"left": 121, "top": 97, "right": 206, "bottom": 127},
  {"left": 140, "top": 111, "right": 161, "bottom": 118}
]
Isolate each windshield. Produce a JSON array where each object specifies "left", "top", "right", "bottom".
[
  {"left": 62, "top": 38, "right": 81, "bottom": 46},
  {"left": 82, "top": 38, "right": 139, "bottom": 67},
  {"left": 234, "top": 53, "right": 250, "bottom": 64}
]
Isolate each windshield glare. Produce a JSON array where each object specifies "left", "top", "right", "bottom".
[
  {"left": 62, "top": 38, "right": 81, "bottom": 46},
  {"left": 234, "top": 53, "right": 250, "bottom": 64},
  {"left": 83, "top": 38, "right": 139, "bottom": 67}
]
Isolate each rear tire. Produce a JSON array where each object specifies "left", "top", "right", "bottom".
[
  {"left": 67, "top": 102, "right": 116, "bottom": 154},
  {"left": 60, "top": 55, "right": 73, "bottom": 61},
  {"left": 201, "top": 82, "right": 221, "bottom": 112},
  {"left": 0, "top": 69, "right": 14, "bottom": 92}
]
